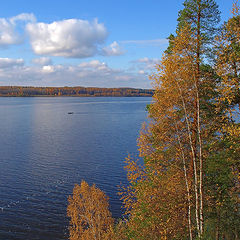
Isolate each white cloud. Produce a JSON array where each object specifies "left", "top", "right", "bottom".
[
  {"left": 0, "top": 14, "right": 122, "bottom": 59},
  {"left": 79, "top": 60, "right": 110, "bottom": 71},
  {"left": 128, "top": 57, "right": 159, "bottom": 77},
  {"left": 0, "top": 60, "right": 150, "bottom": 88},
  {"left": 26, "top": 18, "right": 108, "bottom": 58},
  {"left": 79, "top": 60, "right": 103, "bottom": 68},
  {"left": 77, "top": 60, "right": 120, "bottom": 78},
  {"left": 32, "top": 57, "right": 52, "bottom": 65},
  {"left": 121, "top": 38, "right": 168, "bottom": 46},
  {"left": 102, "top": 41, "right": 124, "bottom": 56},
  {"left": 135, "top": 57, "right": 160, "bottom": 70},
  {"left": 138, "top": 70, "right": 145, "bottom": 75},
  {"left": 0, "top": 19, "right": 21, "bottom": 46},
  {"left": 0, "top": 58, "right": 24, "bottom": 68},
  {"left": 137, "top": 57, "right": 151, "bottom": 63},
  {"left": 42, "top": 65, "right": 55, "bottom": 73},
  {"left": 0, "top": 13, "right": 36, "bottom": 47},
  {"left": 10, "top": 13, "right": 36, "bottom": 24}
]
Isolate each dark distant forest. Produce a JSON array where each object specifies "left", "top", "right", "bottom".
[{"left": 0, "top": 86, "right": 154, "bottom": 97}]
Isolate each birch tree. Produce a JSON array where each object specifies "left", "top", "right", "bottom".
[
  {"left": 120, "top": 24, "right": 203, "bottom": 239},
  {"left": 67, "top": 181, "right": 114, "bottom": 240},
  {"left": 121, "top": 1, "right": 222, "bottom": 239}
]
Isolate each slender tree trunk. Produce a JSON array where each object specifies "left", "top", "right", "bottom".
[
  {"left": 176, "top": 82, "right": 200, "bottom": 237},
  {"left": 196, "top": 1, "right": 204, "bottom": 236},
  {"left": 183, "top": 38, "right": 204, "bottom": 237},
  {"left": 175, "top": 123, "right": 193, "bottom": 240},
  {"left": 196, "top": 81, "right": 204, "bottom": 236}
]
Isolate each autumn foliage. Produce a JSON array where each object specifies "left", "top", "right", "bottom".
[
  {"left": 67, "top": 181, "right": 114, "bottom": 240},
  {"left": 67, "top": 1, "right": 240, "bottom": 239}
]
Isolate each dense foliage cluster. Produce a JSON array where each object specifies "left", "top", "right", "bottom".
[
  {"left": 67, "top": 1, "right": 239, "bottom": 239},
  {"left": 67, "top": 181, "right": 114, "bottom": 240}
]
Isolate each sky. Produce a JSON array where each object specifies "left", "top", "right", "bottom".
[{"left": 0, "top": 0, "right": 234, "bottom": 88}]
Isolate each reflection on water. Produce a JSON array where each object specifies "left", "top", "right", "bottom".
[{"left": 0, "top": 97, "right": 151, "bottom": 240}]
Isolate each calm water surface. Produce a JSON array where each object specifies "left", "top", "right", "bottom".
[{"left": 0, "top": 97, "right": 151, "bottom": 240}]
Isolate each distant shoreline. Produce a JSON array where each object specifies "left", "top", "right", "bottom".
[
  {"left": 0, "top": 95, "right": 153, "bottom": 97},
  {"left": 0, "top": 86, "right": 154, "bottom": 97}
]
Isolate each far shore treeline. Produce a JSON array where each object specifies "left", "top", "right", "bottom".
[{"left": 0, "top": 86, "right": 154, "bottom": 97}]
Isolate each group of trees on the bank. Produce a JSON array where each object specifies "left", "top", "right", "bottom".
[
  {"left": 0, "top": 86, "right": 153, "bottom": 97},
  {"left": 67, "top": 0, "right": 240, "bottom": 239}
]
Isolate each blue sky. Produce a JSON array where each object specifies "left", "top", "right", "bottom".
[{"left": 0, "top": 0, "right": 234, "bottom": 88}]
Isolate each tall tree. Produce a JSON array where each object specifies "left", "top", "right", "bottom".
[
  {"left": 177, "top": 0, "right": 220, "bottom": 61},
  {"left": 122, "top": 1, "right": 222, "bottom": 239},
  {"left": 120, "top": 24, "right": 204, "bottom": 239},
  {"left": 204, "top": 3, "right": 240, "bottom": 238},
  {"left": 177, "top": 1, "right": 221, "bottom": 235},
  {"left": 66, "top": 2, "right": 239, "bottom": 240}
]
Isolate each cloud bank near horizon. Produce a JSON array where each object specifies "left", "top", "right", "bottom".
[
  {"left": 0, "top": 13, "right": 160, "bottom": 88},
  {"left": 0, "top": 57, "right": 154, "bottom": 88},
  {"left": 0, "top": 58, "right": 24, "bottom": 68}
]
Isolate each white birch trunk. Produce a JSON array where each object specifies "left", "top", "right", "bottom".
[
  {"left": 177, "top": 82, "right": 200, "bottom": 237},
  {"left": 175, "top": 122, "right": 193, "bottom": 240},
  {"left": 195, "top": 82, "right": 204, "bottom": 235}
]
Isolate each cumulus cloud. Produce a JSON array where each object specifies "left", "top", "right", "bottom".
[
  {"left": 0, "top": 13, "right": 35, "bottom": 47},
  {"left": 102, "top": 41, "right": 124, "bottom": 56},
  {"left": 0, "top": 19, "right": 21, "bottom": 46},
  {"left": 0, "top": 14, "right": 122, "bottom": 59},
  {"left": 0, "top": 58, "right": 24, "bottom": 68},
  {"left": 32, "top": 57, "right": 52, "bottom": 65},
  {"left": 26, "top": 18, "right": 108, "bottom": 58}
]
